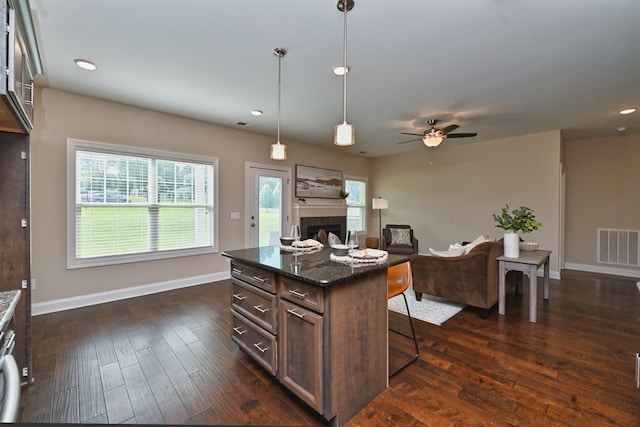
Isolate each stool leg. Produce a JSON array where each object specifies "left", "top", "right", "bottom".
[{"left": 389, "top": 293, "right": 420, "bottom": 378}]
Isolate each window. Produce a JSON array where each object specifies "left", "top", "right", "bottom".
[
  {"left": 344, "top": 177, "right": 367, "bottom": 233},
  {"left": 67, "top": 139, "right": 218, "bottom": 268}
]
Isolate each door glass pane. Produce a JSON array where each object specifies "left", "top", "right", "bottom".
[{"left": 258, "top": 176, "right": 283, "bottom": 246}]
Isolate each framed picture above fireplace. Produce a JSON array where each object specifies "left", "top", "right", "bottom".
[{"left": 295, "top": 165, "right": 343, "bottom": 199}]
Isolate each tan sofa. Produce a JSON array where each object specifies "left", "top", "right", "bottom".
[{"left": 409, "top": 239, "right": 519, "bottom": 317}]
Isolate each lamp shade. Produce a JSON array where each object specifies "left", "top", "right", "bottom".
[{"left": 372, "top": 198, "right": 388, "bottom": 209}]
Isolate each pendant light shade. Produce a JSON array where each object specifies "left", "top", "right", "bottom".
[
  {"left": 334, "top": 0, "right": 355, "bottom": 147},
  {"left": 270, "top": 47, "right": 287, "bottom": 160},
  {"left": 335, "top": 122, "right": 354, "bottom": 146}
]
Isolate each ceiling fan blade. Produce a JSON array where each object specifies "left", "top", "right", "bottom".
[
  {"left": 400, "top": 132, "right": 422, "bottom": 136},
  {"left": 397, "top": 138, "right": 421, "bottom": 144},
  {"left": 441, "top": 124, "right": 459, "bottom": 134},
  {"left": 446, "top": 132, "right": 478, "bottom": 138}
]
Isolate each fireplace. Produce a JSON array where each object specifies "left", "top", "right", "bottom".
[
  {"left": 300, "top": 216, "right": 347, "bottom": 242},
  {"left": 291, "top": 202, "right": 348, "bottom": 243},
  {"left": 307, "top": 223, "right": 343, "bottom": 241}
]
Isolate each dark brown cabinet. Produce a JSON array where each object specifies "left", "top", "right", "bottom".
[
  {"left": 226, "top": 252, "right": 391, "bottom": 427},
  {"left": 0, "top": 131, "right": 32, "bottom": 385}
]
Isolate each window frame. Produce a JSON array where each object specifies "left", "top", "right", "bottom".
[
  {"left": 344, "top": 175, "right": 368, "bottom": 234},
  {"left": 67, "top": 138, "right": 219, "bottom": 269}
]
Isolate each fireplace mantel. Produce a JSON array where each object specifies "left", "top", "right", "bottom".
[{"left": 292, "top": 202, "right": 347, "bottom": 223}]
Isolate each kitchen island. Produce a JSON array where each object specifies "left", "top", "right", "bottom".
[{"left": 221, "top": 245, "right": 408, "bottom": 427}]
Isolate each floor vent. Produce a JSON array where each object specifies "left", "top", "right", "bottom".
[{"left": 598, "top": 229, "right": 640, "bottom": 267}]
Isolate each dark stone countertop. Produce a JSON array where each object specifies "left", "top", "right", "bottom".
[
  {"left": 222, "top": 246, "right": 409, "bottom": 287},
  {"left": 0, "top": 290, "right": 21, "bottom": 332}
]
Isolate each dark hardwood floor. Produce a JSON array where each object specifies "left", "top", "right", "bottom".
[{"left": 19, "top": 270, "right": 640, "bottom": 426}]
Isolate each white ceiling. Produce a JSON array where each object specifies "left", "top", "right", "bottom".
[{"left": 29, "top": 0, "right": 640, "bottom": 157}]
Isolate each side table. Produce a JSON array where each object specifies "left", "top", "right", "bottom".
[
  {"left": 497, "top": 249, "right": 551, "bottom": 323},
  {"left": 365, "top": 237, "right": 380, "bottom": 249}
]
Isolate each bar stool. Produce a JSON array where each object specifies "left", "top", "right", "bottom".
[{"left": 388, "top": 261, "right": 419, "bottom": 377}]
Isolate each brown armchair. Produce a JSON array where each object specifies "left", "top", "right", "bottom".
[
  {"left": 409, "top": 239, "right": 519, "bottom": 317},
  {"left": 381, "top": 224, "right": 419, "bottom": 255}
]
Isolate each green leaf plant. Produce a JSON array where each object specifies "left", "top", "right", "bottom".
[{"left": 493, "top": 204, "right": 542, "bottom": 234}]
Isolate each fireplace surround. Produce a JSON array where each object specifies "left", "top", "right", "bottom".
[{"left": 292, "top": 202, "right": 348, "bottom": 243}]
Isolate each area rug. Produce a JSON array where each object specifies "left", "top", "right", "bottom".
[{"left": 388, "top": 283, "right": 465, "bottom": 326}]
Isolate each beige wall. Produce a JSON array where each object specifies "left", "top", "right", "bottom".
[
  {"left": 30, "top": 88, "right": 371, "bottom": 306},
  {"left": 564, "top": 133, "right": 640, "bottom": 275},
  {"left": 29, "top": 87, "right": 639, "bottom": 310},
  {"left": 370, "top": 131, "right": 563, "bottom": 276}
]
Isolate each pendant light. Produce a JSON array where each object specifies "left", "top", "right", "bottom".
[
  {"left": 334, "top": 0, "right": 355, "bottom": 146},
  {"left": 270, "top": 47, "right": 287, "bottom": 160}
]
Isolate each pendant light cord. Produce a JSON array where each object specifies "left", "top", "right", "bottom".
[
  {"left": 277, "top": 53, "right": 282, "bottom": 143},
  {"left": 342, "top": 2, "right": 348, "bottom": 123}
]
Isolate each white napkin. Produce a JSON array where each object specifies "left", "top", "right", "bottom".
[
  {"left": 280, "top": 239, "right": 324, "bottom": 252},
  {"left": 291, "top": 239, "right": 323, "bottom": 248},
  {"left": 330, "top": 249, "right": 388, "bottom": 265}
]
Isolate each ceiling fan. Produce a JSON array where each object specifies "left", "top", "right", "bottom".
[{"left": 398, "top": 119, "right": 477, "bottom": 147}]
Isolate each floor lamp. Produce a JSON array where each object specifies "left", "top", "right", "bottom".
[{"left": 372, "top": 197, "right": 388, "bottom": 249}]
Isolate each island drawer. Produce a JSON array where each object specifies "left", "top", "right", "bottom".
[
  {"left": 231, "top": 278, "right": 278, "bottom": 333},
  {"left": 279, "top": 277, "right": 325, "bottom": 313},
  {"left": 231, "top": 310, "right": 277, "bottom": 376},
  {"left": 231, "top": 261, "right": 276, "bottom": 293}
]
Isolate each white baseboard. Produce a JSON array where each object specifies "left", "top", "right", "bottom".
[
  {"left": 32, "top": 271, "right": 231, "bottom": 316},
  {"left": 564, "top": 262, "right": 640, "bottom": 279}
]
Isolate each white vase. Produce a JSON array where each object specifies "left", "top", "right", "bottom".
[{"left": 503, "top": 231, "right": 520, "bottom": 258}]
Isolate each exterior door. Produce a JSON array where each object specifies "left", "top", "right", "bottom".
[{"left": 246, "top": 163, "right": 291, "bottom": 248}]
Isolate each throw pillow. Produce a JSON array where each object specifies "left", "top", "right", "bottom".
[
  {"left": 428, "top": 244, "right": 466, "bottom": 257},
  {"left": 390, "top": 228, "right": 412, "bottom": 246},
  {"left": 463, "top": 234, "right": 490, "bottom": 254},
  {"left": 328, "top": 232, "right": 342, "bottom": 246}
]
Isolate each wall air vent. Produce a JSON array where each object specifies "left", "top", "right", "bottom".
[{"left": 597, "top": 229, "right": 640, "bottom": 267}]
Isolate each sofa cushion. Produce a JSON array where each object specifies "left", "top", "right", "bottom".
[{"left": 390, "top": 227, "right": 412, "bottom": 245}]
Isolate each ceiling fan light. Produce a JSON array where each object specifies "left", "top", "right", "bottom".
[
  {"left": 423, "top": 136, "right": 443, "bottom": 147},
  {"left": 270, "top": 142, "right": 287, "bottom": 160},
  {"left": 334, "top": 122, "right": 355, "bottom": 146}
]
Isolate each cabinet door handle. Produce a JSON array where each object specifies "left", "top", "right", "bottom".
[
  {"left": 253, "top": 342, "right": 270, "bottom": 353},
  {"left": 286, "top": 308, "right": 305, "bottom": 319},
  {"left": 253, "top": 304, "right": 270, "bottom": 313},
  {"left": 288, "top": 289, "right": 308, "bottom": 299},
  {"left": 233, "top": 326, "right": 247, "bottom": 335},
  {"left": 252, "top": 275, "right": 266, "bottom": 283},
  {"left": 232, "top": 293, "right": 247, "bottom": 301},
  {"left": 636, "top": 353, "right": 640, "bottom": 388},
  {"left": 232, "top": 268, "right": 242, "bottom": 275}
]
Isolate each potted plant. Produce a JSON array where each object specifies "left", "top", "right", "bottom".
[{"left": 493, "top": 204, "right": 541, "bottom": 258}]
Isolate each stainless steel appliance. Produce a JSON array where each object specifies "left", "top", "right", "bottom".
[{"left": 0, "top": 329, "right": 20, "bottom": 423}]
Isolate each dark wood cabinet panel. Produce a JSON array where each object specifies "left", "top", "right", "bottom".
[
  {"left": 278, "top": 299, "right": 323, "bottom": 413},
  {"left": 0, "top": 131, "right": 31, "bottom": 385}
]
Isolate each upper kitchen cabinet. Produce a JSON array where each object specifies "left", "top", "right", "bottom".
[{"left": 0, "top": 0, "right": 43, "bottom": 134}]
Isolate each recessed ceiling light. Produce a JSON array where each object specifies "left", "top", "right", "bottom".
[
  {"left": 332, "top": 65, "right": 350, "bottom": 76},
  {"left": 250, "top": 110, "right": 263, "bottom": 116},
  {"left": 619, "top": 108, "right": 636, "bottom": 115},
  {"left": 74, "top": 58, "right": 97, "bottom": 71}
]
